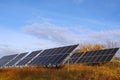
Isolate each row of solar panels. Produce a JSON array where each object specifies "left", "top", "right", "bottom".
[
  {"left": 0, "top": 44, "right": 78, "bottom": 67},
  {"left": 0, "top": 44, "right": 119, "bottom": 68}
]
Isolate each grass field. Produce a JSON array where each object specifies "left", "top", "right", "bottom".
[{"left": 0, "top": 60, "right": 120, "bottom": 80}]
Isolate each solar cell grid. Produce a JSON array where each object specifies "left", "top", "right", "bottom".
[
  {"left": 44, "top": 49, "right": 56, "bottom": 56},
  {"left": 102, "top": 49, "right": 110, "bottom": 55},
  {"left": 84, "top": 56, "right": 92, "bottom": 62},
  {"left": 98, "top": 49, "right": 114, "bottom": 62},
  {"left": 34, "top": 57, "right": 43, "bottom": 65},
  {"left": 95, "top": 50, "right": 104, "bottom": 56},
  {"left": 93, "top": 48, "right": 116, "bottom": 62},
  {"left": 38, "top": 49, "right": 50, "bottom": 56},
  {"left": 54, "top": 47, "right": 65, "bottom": 54},
  {"left": 106, "top": 49, "right": 114, "bottom": 55},
  {"left": 52, "top": 55, "right": 60, "bottom": 63},
  {"left": 92, "top": 56, "right": 99, "bottom": 62},
  {"left": 66, "top": 45, "right": 78, "bottom": 53},
  {"left": 27, "top": 50, "right": 41, "bottom": 57},
  {"left": 57, "top": 47, "right": 68, "bottom": 54},
  {"left": 85, "top": 51, "right": 93, "bottom": 56},
  {"left": 42, "top": 55, "right": 56, "bottom": 65},
  {"left": 73, "top": 53, "right": 82, "bottom": 58},
  {"left": 105, "top": 55, "right": 113, "bottom": 62},
  {"left": 84, "top": 52, "right": 91, "bottom": 56},
  {"left": 38, "top": 46, "right": 67, "bottom": 57},
  {"left": 43, "top": 56, "right": 54, "bottom": 65},
  {"left": 83, "top": 56, "right": 91, "bottom": 63},
  {"left": 109, "top": 48, "right": 118, "bottom": 55},
  {"left": 91, "top": 51, "right": 97, "bottom": 56},
  {"left": 53, "top": 48, "right": 62, "bottom": 55},
  {"left": 56, "top": 55, "right": 68, "bottom": 64},
  {"left": 42, "top": 56, "right": 55, "bottom": 65},
  {"left": 99, "top": 56, "right": 108, "bottom": 62},
  {"left": 70, "top": 52, "right": 84, "bottom": 63},
  {"left": 48, "top": 55, "right": 61, "bottom": 64}
]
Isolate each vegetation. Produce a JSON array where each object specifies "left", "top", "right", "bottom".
[{"left": 0, "top": 60, "right": 120, "bottom": 80}]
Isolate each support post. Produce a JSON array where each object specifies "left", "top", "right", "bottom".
[{"left": 67, "top": 58, "right": 70, "bottom": 72}]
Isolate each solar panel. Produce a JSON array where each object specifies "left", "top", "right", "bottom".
[
  {"left": 69, "top": 52, "right": 84, "bottom": 63},
  {"left": 70, "top": 48, "right": 119, "bottom": 64},
  {"left": 28, "top": 44, "right": 78, "bottom": 66},
  {"left": 5, "top": 52, "right": 28, "bottom": 67},
  {"left": 0, "top": 54, "right": 18, "bottom": 67},
  {"left": 16, "top": 50, "right": 42, "bottom": 66}
]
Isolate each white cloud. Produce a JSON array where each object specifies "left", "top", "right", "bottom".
[
  {"left": 0, "top": 44, "right": 20, "bottom": 57},
  {"left": 88, "top": 30, "right": 120, "bottom": 42},
  {"left": 23, "top": 23, "right": 80, "bottom": 45},
  {"left": 23, "top": 21, "right": 120, "bottom": 47},
  {"left": 0, "top": 27, "right": 61, "bottom": 57}
]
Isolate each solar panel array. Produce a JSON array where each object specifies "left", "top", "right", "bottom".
[
  {"left": 0, "top": 54, "right": 18, "bottom": 67},
  {"left": 28, "top": 45, "right": 78, "bottom": 66},
  {"left": 0, "top": 44, "right": 119, "bottom": 68},
  {"left": 0, "top": 45, "right": 78, "bottom": 68},
  {"left": 70, "top": 48, "right": 119, "bottom": 64}
]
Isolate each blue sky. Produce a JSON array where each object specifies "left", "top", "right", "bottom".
[{"left": 0, "top": 0, "right": 120, "bottom": 56}]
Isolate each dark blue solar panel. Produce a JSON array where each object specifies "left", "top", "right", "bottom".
[
  {"left": 16, "top": 50, "right": 41, "bottom": 66},
  {"left": 6, "top": 52, "right": 28, "bottom": 66},
  {"left": 83, "top": 52, "right": 90, "bottom": 56},
  {"left": 28, "top": 44, "right": 79, "bottom": 66},
  {"left": 90, "top": 51, "right": 99, "bottom": 56},
  {"left": 54, "top": 54, "right": 68, "bottom": 64},
  {"left": 0, "top": 54, "right": 18, "bottom": 67},
  {"left": 70, "top": 52, "right": 83, "bottom": 63},
  {"left": 76, "top": 48, "right": 119, "bottom": 64},
  {"left": 104, "top": 55, "right": 113, "bottom": 62}
]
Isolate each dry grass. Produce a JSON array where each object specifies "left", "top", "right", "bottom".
[
  {"left": 0, "top": 61, "right": 120, "bottom": 80},
  {"left": 75, "top": 43, "right": 104, "bottom": 53}
]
